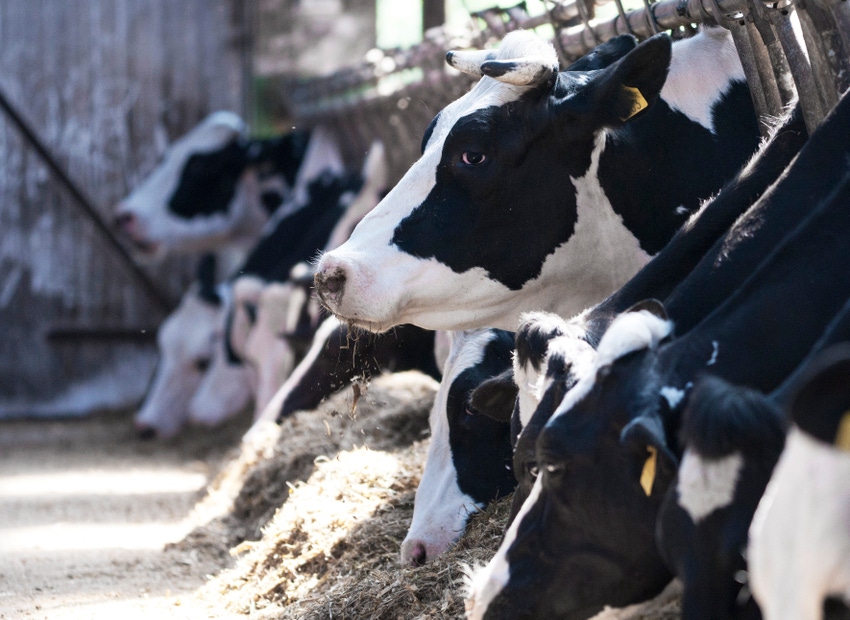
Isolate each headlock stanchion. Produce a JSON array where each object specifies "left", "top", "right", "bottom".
[{"left": 281, "top": 0, "right": 849, "bottom": 177}]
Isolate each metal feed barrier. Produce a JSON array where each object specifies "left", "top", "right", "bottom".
[{"left": 284, "top": 0, "right": 850, "bottom": 181}]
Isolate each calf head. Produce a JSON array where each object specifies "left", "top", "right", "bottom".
[
  {"left": 315, "top": 32, "right": 670, "bottom": 331},
  {"left": 134, "top": 284, "right": 224, "bottom": 438},
  {"left": 466, "top": 309, "right": 678, "bottom": 619},
  {"left": 657, "top": 375, "right": 785, "bottom": 620},
  {"left": 402, "top": 329, "right": 515, "bottom": 566}
]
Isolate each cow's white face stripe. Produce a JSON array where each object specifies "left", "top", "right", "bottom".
[
  {"left": 465, "top": 476, "right": 544, "bottom": 619},
  {"left": 676, "top": 449, "right": 744, "bottom": 522}
]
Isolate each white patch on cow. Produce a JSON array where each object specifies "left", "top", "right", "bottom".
[
  {"left": 707, "top": 340, "right": 719, "bottom": 365},
  {"left": 660, "top": 386, "right": 685, "bottom": 409},
  {"left": 402, "top": 330, "right": 497, "bottom": 564},
  {"left": 465, "top": 475, "right": 544, "bottom": 619},
  {"left": 595, "top": 309, "right": 673, "bottom": 369},
  {"left": 244, "top": 282, "right": 303, "bottom": 417},
  {"left": 676, "top": 449, "right": 743, "bottom": 522},
  {"left": 749, "top": 428, "right": 850, "bottom": 619},
  {"left": 675, "top": 206, "right": 689, "bottom": 215},
  {"left": 661, "top": 28, "right": 745, "bottom": 133}
]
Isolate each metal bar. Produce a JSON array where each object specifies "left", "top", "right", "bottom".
[
  {"left": 794, "top": 0, "right": 842, "bottom": 112},
  {"left": 728, "top": 20, "right": 773, "bottom": 133},
  {"left": 46, "top": 326, "right": 159, "bottom": 342},
  {"left": 768, "top": 4, "right": 826, "bottom": 132},
  {"left": 748, "top": 0, "right": 797, "bottom": 107},
  {"left": 744, "top": 9, "right": 786, "bottom": 120},
  {"left": 0, "top": 85, "right": 175, "bottom": 314}
]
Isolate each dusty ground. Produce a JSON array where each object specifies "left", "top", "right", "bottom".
[{"left": 0, "top": 406, "right": 252, "bottom": 620}]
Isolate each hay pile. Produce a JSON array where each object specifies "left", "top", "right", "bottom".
[
  {"left": 202, "top": 442, "right": 513, "bottom": 620},
  {"left": 176, "top": 368, "right": 681, "bottom": 619},
  {"left": 174, "top": 371, "right": 439, "bottom": 562}
]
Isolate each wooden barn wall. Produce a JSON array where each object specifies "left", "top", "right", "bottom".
[{"left": 0, "top": 0, "right": 249, "bottom": 416}]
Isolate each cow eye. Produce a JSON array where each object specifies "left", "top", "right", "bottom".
[
  {"left": 526, "top": 462, "right": 539, "bottom": 479},
  {"left": 465, "top": 401, "right": 479, "bottom": 417},
  {"left": 195, "top": 358, "right": 211, "bottom": 372},
  {"left": 461, "top": 151, "right": 486, "bottom": 166}
]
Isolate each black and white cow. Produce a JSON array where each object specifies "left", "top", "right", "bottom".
[
  {"left": 659, "top": 290, "right": 850, "bottom": 620},
  {"left": 465, "top": 155, "right": 850, "bottom": 619},
  {"left": 749, "top": 344, "right": 850, "bottom": 620},
  {"left": 657, "top": 374, "right": 786, "bottom": 619},
  {"left": 314, "top": 28, "right": 760, "bottom": 332},
  {"left": 114, "top": 112, "right": 342, "bottom": 258},
  {"left": 251, "top": 317, "right": 441, "bottom": 424},
  {"left": 468, "top": 100, "right": 807, "bottom": 525},
  {"left": 401, "top": 328, "right": 515, "bottom": 566},
  {"left": 135, "top": 171, "right": 360, "bottom": 438}
]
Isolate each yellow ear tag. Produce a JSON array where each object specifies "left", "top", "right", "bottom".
[
  {"left": 640, "top": 446, "right": 658, "bottom": 496},
  {"left": 620, "top": 86, "right": 649, "bottom": 121},
  {"left": 835, "top": 411, "right": 850, "bottom": 451}
]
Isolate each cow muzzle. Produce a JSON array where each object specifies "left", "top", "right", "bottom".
[{"left": 313, "top": 264, "right": 347, "bottom": 312}]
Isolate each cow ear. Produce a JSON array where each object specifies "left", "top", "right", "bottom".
[
  {"left": 555, "top": 33, "right": 671, "bottom": 127},
  {"left": 620, "top": 413, "right": 677, "bottom": 496},
  {"left": 785, "top": 343, "right": 850, "bottom": 450},
  {"left": 624, "top": 299, "right": 668, "bottom": 321},
  {"left": 565, "top": 34, "right": 638, "bottom": 71},
  {"left": 471, "top": 368, "right": 518, "bottom": 423}
]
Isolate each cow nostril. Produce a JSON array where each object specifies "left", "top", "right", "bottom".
[
  {"left": 136, "top": 425, "right": 157, "bottom": 441},
  {"left": 315, "top": 267, "right": 346, "bottom": 297},
  {"left": 410, "top": 541, "right": 427, "bottom": 566}
]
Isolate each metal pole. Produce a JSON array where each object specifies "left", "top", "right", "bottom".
[{"left": 0, "top": 85, "right": 175, "bottom": 314}]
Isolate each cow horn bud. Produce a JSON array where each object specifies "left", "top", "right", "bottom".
[{"left": 445, "top": 49, "right": 495, "bottom": 77}]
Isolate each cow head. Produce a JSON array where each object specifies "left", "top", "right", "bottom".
[
  {"left": 401, "top": 329, "right": 515, "bottom": 566},
  {"left": 314, "top": 32, "right": 671, "bottom": 331},
  {"left": 114, "top": 113, "right": 315, "bottom": 258},
  {"left": 134, "top": 283, "right": 224, "bottom": 439},
  {"left": 466, "top": 309, "right": 678, "bottom": 619},
  {"left": 657, "top": 375, "right": 785, "bottom": 619}
]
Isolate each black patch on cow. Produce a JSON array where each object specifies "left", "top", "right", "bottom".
[
  {"left": 421, "top": 112, "right": 440, "bottom": 154},
  {"left": 168, "top": 140, "right": 248, "bottom": 219},
  {"left": 392, "top": 98, "right": 585, "bottom": 291},
  {"left": 565, "top": 34, "right": 637, "bottom": 71},
  {"left": 249, "top": 130, "right": 313, "bottom": 190},
  {"left": 515, "top": 313, "right": 570, "bottom": 372},
  {"left": 785, "top": 343, "right": 850, "bottom": 447},
  {"left": 223, "top": 306, "right": 244, "bottom": 365},
  {"left": 681, "top": 374, "right": 786, "bottom": 459},
  {"left": 196, "top": 254, "right": 222, "bottom": 306},
  {"left": 447, "top": 330, "right": 516, "bottom": 505},
  {"left": 235, "top": 171, "right": 363, "bottom": 282},
  {"left": 598, "top": 81, "right": 760, "bottom": 255}
]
